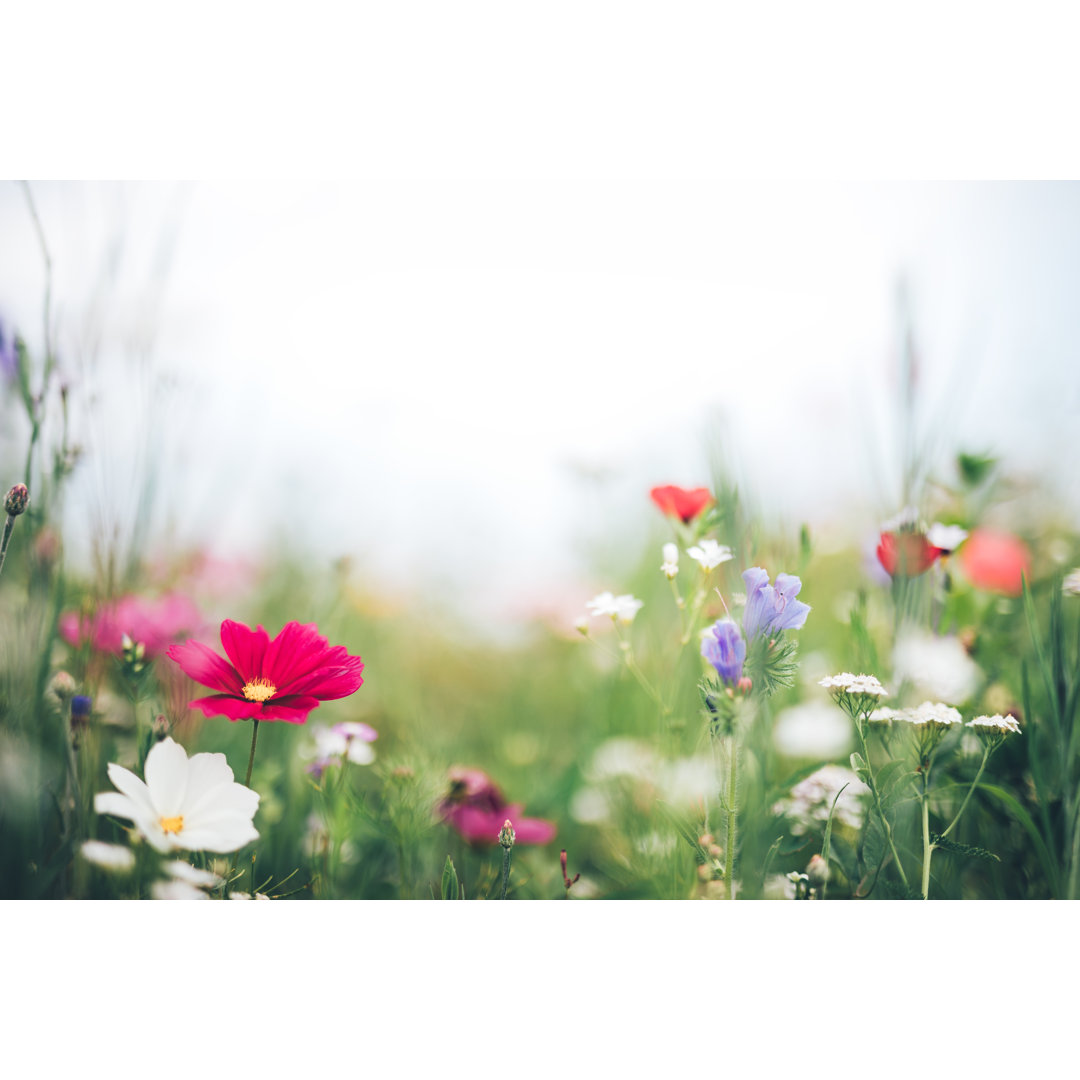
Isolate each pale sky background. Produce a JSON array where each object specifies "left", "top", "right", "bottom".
[{"left": 2, "top": 181, "right": 1079, "bottom": 620}]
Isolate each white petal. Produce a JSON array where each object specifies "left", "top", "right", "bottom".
[
  {"left": 105, "top": 763, "right": 158, "bottom": 819},
  {"left": 143, "top": 738, "right": 190, "bottom": 817},
  {"left": 180, "top": 751, "right": 237, "bottom": 811},
  {"left": 185, "top": 780, "right": 260, "bottom": 830},
  {"left": 80, "top": 841, "right": 135, "bottom": 872},
  {"left": 165, "top": 861, "right": 223, "bottom": 888},
  {"left": 151, "top": 880, "right": 209, "bottom": 900},
  {"left": 178, "top": 820, "right": 259, "bottom": 853}
]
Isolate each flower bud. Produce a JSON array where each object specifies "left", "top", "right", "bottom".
[
  {"left": 806, "top": 853, "right": 830, "bottom": 888},
  {"left": 498, "top": 819, "right": 516, "bottom": 849},
  {"left": 70, "top": 695, "right": 93, "bottom": 731},
  {"left": 4, "top": 483, "right": 29, "bottom": 517},
  {"left": 50, "top": 671, "right": 77, "bottom": 702}
]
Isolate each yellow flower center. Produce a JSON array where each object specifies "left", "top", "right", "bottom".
[
  {"left": 242, "top": 678, "right": 277, "bottom": 703},
  {"left": 160, "top": 815, "right": 184, "bottom": 835}
]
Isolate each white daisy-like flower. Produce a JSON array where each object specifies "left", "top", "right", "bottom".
[
  {"left": 1063, "top": 570, "right": 1080, "bottom": 597},
  {"left": 686, "top": 539, "right": 734, "bottom": 572},
  {"left": 164, "top": 861, "right": 223, "bottom": 889},
  {"left": 79, "top": 840, "right": 136, "bottom": 873},
  {"left": 586, "top": 591, "right": 643, "bottom": 623},
  {"left": 661, "top": 542, "right": 680, "bottom": 579},
  {"left": 151, "top": 879, "right": 210, "bottom": 901},
  {"left": 928, "top": 522, "right": 968, "bottom": 553},
  {"left": 94, "top": 737, "right": 259, "bottom": 854},
  {"left": 967, "top": 714, "right": 1022, "bottom": 736},
  {"left": 309, "top": 724, "right": 377, "bottom": 767}
]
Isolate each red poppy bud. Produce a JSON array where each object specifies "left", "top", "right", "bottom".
[
  {"left": 876, "top": 530, "right": 942, "bottom": 577},
  {"left": 649, "top": 485, "right": 713, "bottom": 523}
]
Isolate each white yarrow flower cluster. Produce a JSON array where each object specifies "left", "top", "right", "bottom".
[
  {"left": 94, "top": 737, "right": 260, "bottom": 854},
  {"left": 967, "top": 713, "right": 1022, "bottom": 736},
  {"left": 819, "top": 672, "right": 888, "bottom": 697},
  {"left": 879, "top": 701, "right": 963, "bottom": 727},
  {"left": 1063, "top": 569, "right": 1080, "bottom": 597},
  {"left": 586, "top": 591, "right": 644, "bottom": 624},
  {"left": 660, "top": 542, "right": 679, "bottom": 579},
  {"left": 686, "top": 539, "right": 734, "bottom": 572}
]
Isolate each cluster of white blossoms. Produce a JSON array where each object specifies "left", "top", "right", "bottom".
[
  {"left": 869, "top": 701, "right": 963, "bottom": 727},
  {"left": 1064, "top": 569, "right": 1080, "bottom": 596},
  {"left": 686, "top": 539, "right": 734, "bottom": 572},
  {"left": 660, "top": 542, "right": 679, "bottom": 579},
  {"left": 966, "top": 713, "right": 1022, "bottom": 736},
  {"left": 585, "top": 591, "right": 644, "bottom": 624},
  {"left": 819, "top": 672, "right": 888, "bottom": 697}
]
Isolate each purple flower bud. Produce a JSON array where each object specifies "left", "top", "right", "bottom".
[
  {"left": 4, "top": 484, "right": 29, "bottom": 517},
  {"left": 70, "top": 695, "right": 93, "bottom": 730},
  {"left": 701, "top": 619, "right": 746, "bottom": 683}
]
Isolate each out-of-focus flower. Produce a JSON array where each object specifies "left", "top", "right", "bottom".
[
  {"left": 890, "top": 701, "right": 963, "bottom": 728},
  {"left": 649, "top": 485, "right": 713, "bottom": 523},
  {"left": 686, "top": 539, "right": 734, "bottom": 572},
  {"left": 742, "top": 568, "right": 811, "bottom": 640},
  {"left": 876, "top": 530, "right": 942, "bottom": 577},
  {"left": 959, "top": 529, "right": 1031, "bottom": 596},
  {"left": 94, "top": 736, "right": 259, "bottom": 853},
  {"left": 967, "top": 713, "right": 1022, "bottom": 736},
  {"left": 927, "top": 522, "right": 968, "bottom": 554},
  {"left": 774, "top": 764, "right": 868, "bottom": 835},
  {"left": 661, "top": 542, "right": 679, "bottom": 579},
  {"left": 164, "top": 861, "right": 223, "bottom": 889},
  {"left": 228, "top": 891, "right": 271, "bottom": 900},
  {"left": 70, "top": 695, "right": 93, "bottom": 732},
  {"left": 701, "top": 619, "right": 746, "bottom": 683},
  {"left": 0, "top": 317, "right": 18, "bottom": 382},
  {"left": 306, "top": 721, "right": 378, "bottom": 777},
  {"left": 151, "top": 880, "right": 210, "bottom": 901},
  {"left": 1063, "top": 570, "right": 1080, "bottom": 596},
  {"left": 894, "top": 630, "right": 980, "bottom": 705},
  {"left": 60, "top": 593, "right": 202, "bottom": 658},
  {"left": 79, "top": 840, "right": 136, "bottom": 873},
  {"left": 773, "top": 701, "right": 853, "bottom": 758},
  {"left": 805, "top": 853, "right": 829, "bottom": 888},
  {"left": 439, "top": 766, "right": 555, "bottom": 846},
  {"left": 49, "top": 671, "right": 77, "bottom": 703},
  {"left": 585, "top": 592, "right": 643, "bottom": 624},
  {"left": 168, "top": 619, "right": 364, "bottom": 724}
]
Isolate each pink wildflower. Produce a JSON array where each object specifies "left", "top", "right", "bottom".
[
  {"left": 440, "top": 766, "right": 556, "bottom": 846},
  {"left": 60, "top": 593, "right": 202, "bottom": 657}
]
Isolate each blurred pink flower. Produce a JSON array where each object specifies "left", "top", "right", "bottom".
[
  {"left": 60, "top": 593, "right": 202, "bottom": 657},
  {"left": 168, "top": 619, "right": 364, "bottom": 724},
  {"left": 440, "top": 766, "right": 556, "bottom": 846},
  {"left": 960, "top": 529, "right": 1031, "bottom": 596}
]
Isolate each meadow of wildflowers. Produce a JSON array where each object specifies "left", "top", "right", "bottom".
[{"left": 4, "top": 185, "right": 1080, "bottom": 904}]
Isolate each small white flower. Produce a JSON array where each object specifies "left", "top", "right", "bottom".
[
  {"left": 1063, "top": 570, "right": 1080, "bottom": 597},
  {"left": 892, "top": 701, "right": 963, "bottom": 727},
  {"left": 894, "top": 631, "right": 980, "bottom": 705},
  {"left": 967, "top": 713, "right": 1022, "bottom": 736},
  {"left": 686, "top": 539, "right": 734, "bottom": 572},
  {"left": 94, "top": 737, "right": 259, "bottom": 854},
  {"left": 819, "top": 672, "right": 888, "bottom": 696},
  {"left": 79, "top": 840, "right": 136, "bottom": 873},
  {"left": 151, "top": 879, "right": 210, "bottom": 901},
  {"left": 868, "top": 706, "right": 902, "bottom": 723},
  {"left": 928, "top": 522, "right": 968, "bottom": 553},
  {"left": 164, "top": 861, "right": 223, "bottom": 889},
  {"left": 585, "top": 592, "right": 643, "bottom": 623},
  {"left": 309, "top": 725, "right": 376, "bottom": 767},
  {"left": 661, "top": 542, "right": 680, "bottom": 579}
]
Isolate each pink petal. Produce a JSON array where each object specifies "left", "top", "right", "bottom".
[
  {"left": 281, "top": 657, "right": 365, "bottom": 700},
  {"left": 262, "top": 622, "right": 334, "bottom": 688},
  {"left": 258, "top": 695, "right": 321, "bottom": 723},
  {"left": 167, "top": 640, "right": 244, "bottom": 695},
  {"left": 509, "top": 816, "right": 558, "bottom": 846},
  {"left": 220, "top": 620, "right": 271, "bottom": 683},
  {"left": 189, "top": 694, "right": 261, "bottom": 721},
  {"left": 446, "top": 804, "right": 556, "bottom": 846}
]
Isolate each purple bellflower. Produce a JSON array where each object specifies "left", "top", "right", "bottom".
[
  {"left": 701, "top": 619, "right": 746, "bottom": 683},
  {"left": 742, "top": 568, "right": 811, "bottom": 641}
]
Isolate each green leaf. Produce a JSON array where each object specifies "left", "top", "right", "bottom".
[
  {"left": 440, "top": 855, "right": 461, "bottom": 900},
  {"left": 655, "top": 802, "right": 710, "bottom": 866},
  {"left": 978, "top": 783, "right": 1061, "bottom": 896},
  {"left": 877, "top": 761, "right": 917, "bottom": 807},
  {"left": 930, "top": 833, "right": 1000, "bottom": 862},
  {"left": 849, "top": 752, "right": 869, "bottom": 782}
]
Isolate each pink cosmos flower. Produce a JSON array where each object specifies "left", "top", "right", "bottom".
[
  {"left": 439, "top": 766, "right": 556, "bottom": 846},
  {"left": 167, "top": 619, "right": 364, "bottom": 724},
  {"left": 60, "top": 593, "right": 202, "bottom": 657}
]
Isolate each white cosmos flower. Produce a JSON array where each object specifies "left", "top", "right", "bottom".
[
  {"left": 686, "top": 539, "right": 734, "bottom": 571},
  {"left": 928, "top": 522, "right": 968, "bottom": 553},
  {"left": 585, "top": 591, "right": 643, "bottom": 623},
  {"left": 661, "top": 542, "right": 680, "bottom": 579},
  {"left": 94, "top": 737, "right": 259, "bottom": 854},
  {"left": 151, "top": 880, "right": 210, "bottom": 901},
  {"left": 79, "top": 840, "right": 136, "bottom": 873}
]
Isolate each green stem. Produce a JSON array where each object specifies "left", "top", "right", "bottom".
[
  {"left": 0, "top": 515, "right": 15, "bottom": 580},
  {"left": 940, "top": 747, "right": 991, "bottom": 840},
  {"left": 920, "top": 773, "right": 932, "bottom": 900},
  {"left": 499, "top": 846, "right": 513, "bottom": 900},
  {"left": 857, "top": 722, "right": 911, "bottom": 891},
  {"left": 725, "top": 733, "right": 737, "bottom": 899},
  {"left": 243, "top": 719, "right": 260, "bottom": 787}
]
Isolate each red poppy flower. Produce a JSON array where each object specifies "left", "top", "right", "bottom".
[
  {"left": 649, "top": 485, "right": 713, "bottom": 523},
  {"left": 876, "top": 531, "right": 943, "bottom": 578},
  {"left": 960, "top": 529, "right": 1031, "bottom": 596},
  {"left": 439, "top": 766, "right": 556, "bottom": 846},
  {"left": 167, "top": 619, "right": 364, "bottom": 724}
]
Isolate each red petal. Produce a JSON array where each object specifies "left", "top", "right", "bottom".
[
  {"left": 282, "top": 657, "right": 365, "bottom": 700},
  {"left": 258, "top": 695, "right": 321, "bottom": 723},
  {"left": 650, "top": 485, "right": 713, "bottom": 523},
  {"left": 189, "top": 694, "right": 260, "bottom": 721},
  {"left": 261, "top": 622, "right": 334, "bottom": 688},
  {"left": 167, "top": 640, "right": 244, "bottom": 695},
  {"left": 220, "top": 620, "right": 271, "bottom": 683}
]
